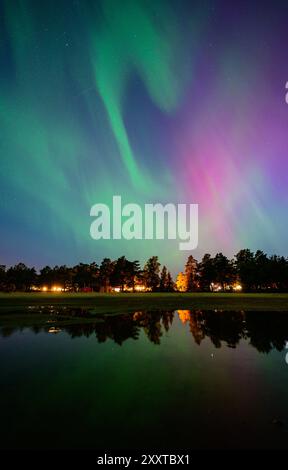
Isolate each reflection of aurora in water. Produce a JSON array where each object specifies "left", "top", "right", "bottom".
[
  {"left": 2, "top": 309, "right": 288, "bottom": 353},
  {"left": 2, "top": 308, "right": 288, "bottom": 450}
]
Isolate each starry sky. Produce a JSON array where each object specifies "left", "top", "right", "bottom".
[{"left": 1, "top": 0, "right": 288, "bottom": 274}]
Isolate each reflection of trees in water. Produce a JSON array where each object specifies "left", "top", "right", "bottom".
[
  {"left": 186, "top": 310, "right": 288, "bottom": 353},
  {"left": 245, "top": 313, "right": 288, "bottom": 353},
  {"left": 64, "top": 310, "right": 174, "bottom": 345},
  {"left": 94, "top": 315, "right": 140, "bottom": 345},
  {"left": 0, "top": 310, "right": 175, "bottom": 345},
  {"left": 134, "top": 310, "right": 174, "bottom": 344},
  {"left": 186, "top": 310, "right": 245, "bottom": 349},
  {"left": 57, "top": 315, "right": 141, "bottom": 345},
  {"left": 1, "top": 309, "right": 288, "bottom": 353}
]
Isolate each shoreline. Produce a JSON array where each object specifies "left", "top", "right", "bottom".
[{"left": 0, "top": 292, "right": 288, "bottom": 314}]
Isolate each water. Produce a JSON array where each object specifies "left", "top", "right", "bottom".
[{"left": 1, "top": 309, "right": 288, "bottom": 450}]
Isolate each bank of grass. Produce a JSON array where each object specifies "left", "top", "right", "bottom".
[
  {"left": 0, "top": 292, "right": 288, "bottom": 313},
  {"left": 0, "top": 292, "right": 288, "bottom": 330}
]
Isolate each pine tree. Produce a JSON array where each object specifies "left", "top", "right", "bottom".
[{"left": 185, "top": 255, "right": 198, "bottom": 291}]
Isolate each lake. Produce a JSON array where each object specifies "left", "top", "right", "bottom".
[{"left": 1, "top": 309, "right": 288, "bottom": 450}]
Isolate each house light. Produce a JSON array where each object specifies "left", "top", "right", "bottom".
[{"left": 233, "top": 284, "right": 242, "bottom": 291}]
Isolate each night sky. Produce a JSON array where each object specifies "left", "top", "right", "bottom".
[{"left": 1, "top": 0, "right": 288, "bottom": 274}]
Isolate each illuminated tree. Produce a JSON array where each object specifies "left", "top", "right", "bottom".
[{"left": 176, "top": 272, "right": 187, "bottom": 292}]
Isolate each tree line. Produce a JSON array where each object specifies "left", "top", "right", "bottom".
[
  {"left": 0, "top": 249, "right": 288, "bottom": 292},
  {"left": 177, "top": 250, "right": 288, "bottom": 292},
  {"left": 0, "top": 256, "right": 173, "bottom": 292}
]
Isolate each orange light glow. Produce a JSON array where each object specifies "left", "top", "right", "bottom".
[
  {"left": 177, "top": 310, "right": 191, "bottom": 324},
  {"left": 233, "top": 283, "right": 242, "bottom": 291}
]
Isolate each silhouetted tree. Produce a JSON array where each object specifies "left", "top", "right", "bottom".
[
  {"left": 166, "top": 271, "right": 174, "bottom": 292},
  {"left": 39, "top": 265, "right": 54, "bottom": 288},
  {"left": 125, "top": 260, "right": 141, "bottom": 291},
  {"left": 254, "top": 250, "right": 269, "bottom": 290},
  {"left": 185, "top": 255, "right": 198, "bottom": 291},
  {"left": 73, "top": 263, "right": 96, "bottom": 290},
  {"left": 0, "top": 265, "right": 7, "bottom": 291},
  {"left": 143, "top": 256, "right": 160, "bottom": 292},
  {"left": 213, "top": 252, "right": 235, "bottom": 290},
  {"left": 111, "top": 256, "right": 139, "bottom": 291},
  {"left": 235, "top": 249, "right": 256, "bottom": 291},
  {"left": 99, "top": 258, "right": 114, "bottom": 292},
  {"left": 6, "top": 263, "right": 36, "bottom": 291},
  {"left": 198, "top": 254, "right": 216, "bottom": 291},
  {"left": 160, "top": 266, "right": 168, "bottom": 291}
]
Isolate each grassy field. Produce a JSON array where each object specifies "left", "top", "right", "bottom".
[{"left": 0, "top": 292, "right": 288, "bottom": 313}]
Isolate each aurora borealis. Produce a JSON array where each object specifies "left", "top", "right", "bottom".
[{"left": 1, "top": 0, "right": 288, "bottom": 273}]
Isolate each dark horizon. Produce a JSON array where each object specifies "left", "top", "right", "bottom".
[{"left": 1, "top": 248, "right": 288, "bottom": 293}]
